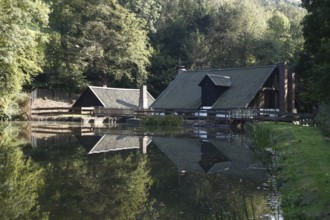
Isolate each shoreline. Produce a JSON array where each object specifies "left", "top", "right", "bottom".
[{"left": 252, "top": 122, "right": 330, "bottom": 219}]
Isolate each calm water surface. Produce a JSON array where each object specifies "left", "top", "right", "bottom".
[{"left": 0, "top": 122, "right": 280, "bottom": 219}]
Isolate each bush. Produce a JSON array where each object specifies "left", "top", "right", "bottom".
[
  {"left": 315, "top": 101, "right": 330, "bottom": 136},
  {"left": 141, "top": 115, "right": 183, "bottom": 127},
  {"left": 0, "top": 110, "right": 11, "bottom": 121},
  {"left": 0, "top": 92, "right": 29, "bottom": 121},
  {"left": 141, "top": 115, "right": 159, "bottom": 126}
]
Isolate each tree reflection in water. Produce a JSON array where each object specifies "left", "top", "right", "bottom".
[
  {"left": 0, "top": 124, "right": 45, "bottom": 219},
  {"left": 0, "top": 123, "right": 275, "bottom": 219},
  {"left": 29, "top": 143, "right": 154, "bottom": 220}
]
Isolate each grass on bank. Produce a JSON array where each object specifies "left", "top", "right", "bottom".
[{"left": 249, "top": 122, "right": 330, "bottom": 220}]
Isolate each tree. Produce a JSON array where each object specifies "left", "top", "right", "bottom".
[
  {"left": 39, "top": 32, "right": 87, "bottom": 92},
  {"left": 208, "top": 0, "right": 268, "bottom": 68},
  {"left": 118, "top": 0, "right": 161, "bottom": 33},
  {"left": 182, "top": 30, "right": 210, "bottom": 69},
  {"left": 256, "top": 5, "right": 305, "bottom": 66},
  {"left": 41, "top": 0, "right": 152, "bottom": 91},
  {"left": 82, "top": 1, "right": 152, "bottom": 87},
  {"left": 0, "top": 0, "right": 50, "bottom": 114},
  {"left": 297, "top": 0, "right": 330, "bottom": 104},
  {"left": 147, "top": 0, "right": 213, "bottom": 96}
]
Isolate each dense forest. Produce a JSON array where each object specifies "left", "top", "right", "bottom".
[{"left": 0, "top": 0, "right": 329, "bottom": 123}]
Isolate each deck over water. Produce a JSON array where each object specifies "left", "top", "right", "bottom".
[{"left": 31, "top": 107, "right": 315, "bottom": 125}]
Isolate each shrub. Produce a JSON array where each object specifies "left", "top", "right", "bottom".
[
  {"left": 141, "top": 115, "right": 183, "bottom": 127},
  {"left": 0, "top": 92, "right": 29, "bottom": 121},
  {"left": 315, "top": 101, "right": 330, "bottom": 137}
]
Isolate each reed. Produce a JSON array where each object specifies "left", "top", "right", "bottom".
[{"left": 246, "top": 123, "right": 275, "bottom": 156}]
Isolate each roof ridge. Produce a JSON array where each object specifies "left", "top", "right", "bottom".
[
  {"left": 89, "top": 86, "right": 139, "bottom": 91},
  {"left": 184, "top": 64, "right": 277, "bottom": 73},
  {"left": 89, "top": 87, "right": 106, "bottom": 107},
  {"left": 207, "top": 74, "right": 230, "bottom": 78}
]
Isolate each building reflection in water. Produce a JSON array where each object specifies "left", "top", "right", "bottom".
[{"left": 30, "top": 124, "right": 266, "bottom": 181}]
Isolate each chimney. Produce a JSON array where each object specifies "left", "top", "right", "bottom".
[
  {"left": 139, "top": 85, "right": 148, "bottom": 109},
  {"left": 287, "top": 72, "right": 296, "bottom": 113},
  {"left": 139, "top": 136, "right": 149, "bottom": 154},
  {"left": 278, "top": 63, "right": 288, "bottom": 112},
  {"left": 177, "top": 65, "right": 186, "bottom": 75}
]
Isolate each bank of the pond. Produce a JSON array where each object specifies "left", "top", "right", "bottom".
[{"left": 251, "top": 122, "right": 330, "bottom": 219}]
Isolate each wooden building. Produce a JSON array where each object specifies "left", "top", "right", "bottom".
[
  {"left": 152, "top": 64, "right": 295, "bottom": 112},
  {"left": 72, "top": 86, "right": 155, "bottom": 109}
]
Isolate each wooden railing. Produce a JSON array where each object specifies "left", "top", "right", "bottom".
[
  {"left": 31, "top": 107, "right": 314, "bottom": 124},
  {"left": 31, "top": 107, "right": 94, "bottom": 116}
]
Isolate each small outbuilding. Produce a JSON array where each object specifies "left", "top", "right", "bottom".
[
  {"left": 72, "top": 86, "right": 155, "bottom": 109},
  {"left": 151, "top": 64, "right": 295, "bottom": 112}
]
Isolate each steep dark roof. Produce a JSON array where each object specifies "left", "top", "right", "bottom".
[
  {"left": 152, "top": 65, "right": 277, "bottom": 109},
  {"left": 88, "top": 86, "right": 155, "bottom": 108}
]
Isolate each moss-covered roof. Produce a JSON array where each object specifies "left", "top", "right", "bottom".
[
  {"left": 152, "top": 65, "right": 277, "bottom": 109},
  {"left": 89, "top": 86, "right": 155, "bottom": 109}
]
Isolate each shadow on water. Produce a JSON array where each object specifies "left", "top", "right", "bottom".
[{"left": 0, "top": 122, "right": 282, "bottom": 219}]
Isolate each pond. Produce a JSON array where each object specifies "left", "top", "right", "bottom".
[{"left": 0, "top": 122, "right": 281, "bottom": 219}]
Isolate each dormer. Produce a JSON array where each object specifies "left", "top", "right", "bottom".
[{"left": 199, "top": 74, "right": 231, "bottom": 106}]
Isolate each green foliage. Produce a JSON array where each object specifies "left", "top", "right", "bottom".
[
  {"left": 0, "top": 92, "right": 30, "bottom": 121},
  {"left": 118, "top": 0, "right": 161, "bottom": 33},
  {"left": 41, "top": 0, "right": 153, "bottom": 91},
  {"left": 32, "top": 145, "right": 153, "bottom": 219},
  {"left": 0, "top": 124, "right": 46, "bottom": 219},
  {"left": 146, "top": 0, "right": 305, "bottom": 97},
  {"left": 315, "top": 101, "right": 330, "bottom": 137},
  {"left": 262, "top": 5, "right": 305, "bottom": 66},
  {"left": 183, "top": 30, "right": 210, "bottom": 69},
  {"left": 209, "top": 0, "right": 269, "bottom": 67},
  {"left": 0, "top": 0, "right": 50, "bottom": 96},
  {"left": 0, "top": 0, "right": 308, "bottom": 114},
  {"left": 39, "top": 32, "right": 88, "bottom": 93},
  {"left": 297, "top": 0, "right": 330, "bottom": 105},
  {"left": 141, "top": 115, "right": 183, "bottom": 127},
  {"left": 0, "top": 0, "right": 50, "bottom": 118}
]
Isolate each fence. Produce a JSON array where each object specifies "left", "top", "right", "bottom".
[
  {"left": 31, "top": 107, "right": 94, "bottom": 116},
  {"left": 30, "top": 106, "right": 315, "bottom": 125},
  {"left": 30, "top": 89, "right": 80, "bottom": 103}
]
